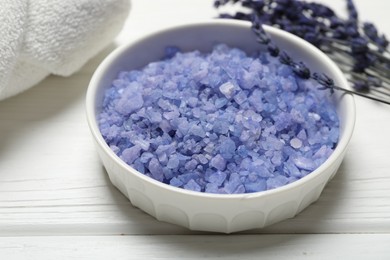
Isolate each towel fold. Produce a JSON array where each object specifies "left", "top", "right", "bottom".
[{"left": 0, "top": 0, "right": 130, "bottom": 100}]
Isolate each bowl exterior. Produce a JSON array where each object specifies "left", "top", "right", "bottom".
[
  {"left": 97, "top": 140, "right": 346, "bottom": 233},
  {"left": 86, "top": 20, "right": 355, "bottom": 233}
]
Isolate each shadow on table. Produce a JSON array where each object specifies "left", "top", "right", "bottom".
[{"left": 144, "top": 233, "right": 307, "bottom": 257}]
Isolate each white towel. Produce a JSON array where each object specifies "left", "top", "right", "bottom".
[{"left": 0, "top": 0, "right": 130, "bottom": 100}]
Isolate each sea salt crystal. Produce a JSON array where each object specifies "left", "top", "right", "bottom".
[
  {"left": 219, "top": 82, "right": 236, "bottom": 99},
  {"left": 271, "top": 151, "right": 283, "bottom": 166},
  {"left": 215, "top": 97, "right": 228, "bottom": 108},
  {"left": 267, "top": 175, "right": 289, "bottom": 189},
  {"left": 187, "top": 97, "right": 198, "bottom": 107},
  {"left": 234, "top": 91, "right": 247, "bottom": 105},
  {"left": 184, "top": 179, "right": 201, "bottom": 192},
  {"left": 189, "top": 124, "right": 206, "bottom": 138},
  {"left": 115, "top": 82, "right": 144, "bottom": 115},
  {"left": 224, "top": 173, "right": 245, "bottom": 194},
  {"left": 290, "top": 138, "right": 302, "bottom": 149},
  {"left": 219, "top": 138, "right": 236, "bottom": 160},
  {"left": 210, "top": 154, "right": 226, "bottom": 171},
  {"left": 148, "top": 158, "right": 164, "bottom": 182},
  {"left": 196, "top": 154, "right": 209, "bottom": 165},
  {"left": 244, "top": 179, "right": 267, "bottom": 193},
  {"left": 121, "top": 145, "right": 141, "bottom": 164},
  {"left": 237, "top": 145, "right": 248, "bottom": 157},
  {"left": 170, "top": 177, "right": 183, "bottom": 187},
  {"left": 140, "top": 152, "right": 154, "bottom": 163},
  {"left": 185, "top": 159, "right": 198, "bottom": 170},
  {"left": 212, "top": 120, "right": 229, "bottom": 135},
  {"left": 98, "top": 44, "right": 339, "bottom": 194},
  {"left": 167, "top": 155, "right": 180, "bottom": 169},
  {"left": 293, "top": 155, "right": 317, "bottom": 171},
  {"left": 205, "top": 170, "right": 227, "bottom": 186},
  {"left": 205, "top": 183, "right": 220, "bottom": 193}
]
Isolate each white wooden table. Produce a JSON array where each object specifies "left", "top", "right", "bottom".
[{"left": 1, "top": 0, "right": 390, "bottom": 258}]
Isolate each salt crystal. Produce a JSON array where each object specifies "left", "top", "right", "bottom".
[
  {"left": 292, "top": 155, "right": 317, "bottom": 171},
  {"left": 238, "top": 69, "right": 258, "bottom": 90},
  {"left": 184, "top": 179, "right": 201, "bottom": 192},
  {"left": 297, "top": 129, "right": 307, "bottom": 140},
  {"left": 248, "top": 89, "right": 264, "bottom": 112},
  {"left": 215, "top": 97, "right": 228, "bottom": 108},
  {"left": 274, "top": 112, "right": 292, "bottom": 131},
  {"left": 224, "top": 173, "right": 245, "bottom": 194},
  {"left": 167, "top": 155, "right": 180, "bottom": 169},
  {"left": 196, "top": 154, "right": 208, "bottom": 165},
  {"left": 170, "top": 177, "right": 183, "bottom": 187},
  {"left": 239, "top": 130, "right": 250, "bottom": 142},
  {"left": 178, "top": 172, "right": 199, "bottom": 184},
  {"left": 237, "top": 145, "right": 248, "bottom": 157},
  {"left": 219, "top": 82, "right": 236, "bottom": 99},
  {"left": 163, "top": 168, "right": 174, "bottom": 180},
  {"left": 123, "top": 119, "right": 133, "bottom": 131},
  {"left": 219, "top": 138, "right": 236, "bottom": 160},
  {"left": 140, "top": 152, "right": 154, "bottom": 164},
  {"left": 115, "top": 82, "right": 144, "bottom": 115},
  {"left": 133, "top": 159, "right": 145, "bottom": 174},
  {"left": 185, "top": 159, "right": 198, "bottom": 171},
  {"left": 121, "top": 145, "right": 141, "bottom": 164},
  {"left": 244, "top": 179, "right": 266, "bottom": 193},
  {"left": 209, "top": 154, "right": 226, "bottom": 171},
  {"left": 176, "top": 120, "right": 189, "bottom": 135},
  {"left": 189, "top": 124, "right": 206, "bottom": 138},
  {"left": 290, "top": 138, "right": 302, "bottom": 149},
  {"left": 313, "top": 145, "right": 333, "bottom": 159},
  {"left": 271, "top": 151, "right": 283, "bottom": 166},
  {"left": 309, "top": 112, "right": 321, "bottom": 121},
  {"left": 148, "top": 158, "right": 164, "bottom": 182},
  {"left": 205, "top": 183, "right": 220, "bottom": 193},
  {"left": 202, "top": 143, "right": 213, "bottom": 154},
  {"left": 163, "top": 110, "right": 180, "bottom": 121},
  {"left": 234, "top": 91, "right": 247, "bottom": 105},
  {"left": 110, "top": 145, "right": 120, "bottom": 155},
  {"left": 212, "top": 120, "right": 229, "bottom": 135},
  {"left": 205, "top": 170, "right": 227, "bottom": 186},
  {"left": 250, "top": 159, "right": 272, "bottom": 178},
  {"left": 266, "top": 175, "right": 289, "bottom": 189},
  {"left": 187, "top": 97, "right": 198, "bottom": 107}
]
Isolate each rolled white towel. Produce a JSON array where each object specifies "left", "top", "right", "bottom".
[{"left": 0, "top": 0, "right": 130, "bottom": 100}]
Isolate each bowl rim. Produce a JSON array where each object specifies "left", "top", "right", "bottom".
[{"left": 86, "top": 19, "right": 356, "bottom": 200}]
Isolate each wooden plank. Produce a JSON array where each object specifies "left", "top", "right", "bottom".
[{"left": 0, "top": 234, "right": 389, "bottom": 259}]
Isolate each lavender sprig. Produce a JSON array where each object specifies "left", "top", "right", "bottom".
[
  {"left": 215, "top": 0, "right": 390, "bottom": 104},
  {"left": 251, "top": 19, "right": 330, "bottom": 86},
  {"left": 252, "top": 14, "right": 390, "bottom": 105}
]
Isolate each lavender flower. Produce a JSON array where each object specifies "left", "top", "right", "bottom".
[
  {"left": 278, "top": 51, "right": 311, "bottom": 79},
  {"left": 215, "top": 0, "right": 390, "bottom": 104},
  {"left": 363, "top": 22, "right": 389, "bottom": 52},
  {"left": 346, "top": 0, "right": 358, "bottom": 22},
  {"left": 312, "top": 73, "right": 335, "bottom": 93}
]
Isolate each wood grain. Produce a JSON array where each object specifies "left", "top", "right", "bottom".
[{"left": 1, "top": 235, "right": 389, "bottom": 259}]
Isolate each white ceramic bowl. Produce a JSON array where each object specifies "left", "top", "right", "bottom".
[{"left": 86, "top": 20, "right": 355, "bottom": 233}]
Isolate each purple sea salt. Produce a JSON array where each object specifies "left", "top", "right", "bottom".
[
  {"left": 98, "top": 44, "right": 340, "bottom": 194},
  {"left": 209, "top": 154, "right": 227, "bottom": 171}
]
